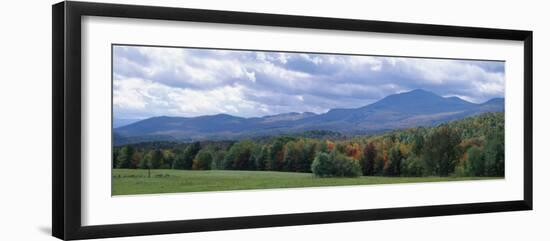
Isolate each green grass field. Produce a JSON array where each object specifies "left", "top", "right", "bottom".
[{"left": 112, "top": 169, "right": 500, "bottom": 195}]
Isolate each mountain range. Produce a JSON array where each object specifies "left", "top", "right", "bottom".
[{"left": 114, "top": 89, "right": 504, "bottom": 145}]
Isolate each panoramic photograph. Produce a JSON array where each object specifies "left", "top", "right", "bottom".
[{"left": 111, "top": 45, "right": 505, "bottom": 195}]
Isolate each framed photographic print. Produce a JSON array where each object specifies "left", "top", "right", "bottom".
[{"left": 52, "top": 1, "right": 533, "bottom": 240}]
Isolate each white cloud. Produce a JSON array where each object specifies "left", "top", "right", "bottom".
[
  {"left": 113, "top": 78, "right": 148, "bottom": 110},
  {"left": 113, "top": 77, "right": 261, "bottom": 118},
  {"left": 113, "top": 46, "right": 505, "bottom": 118},
  {"left": 299, "top": 54, "right": 323, "bottom": 65}
]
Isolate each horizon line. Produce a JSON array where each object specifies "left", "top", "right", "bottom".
[{"left": 114, "top": 89, "right": 504, "bottom": 121}]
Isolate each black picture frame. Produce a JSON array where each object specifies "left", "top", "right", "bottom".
[{"left": 52, "top": 1, "right": 533, "bottom": 240}]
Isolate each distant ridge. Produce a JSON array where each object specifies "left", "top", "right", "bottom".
[{"left": 114, "top": 89, "right": 504, "bottom": 145}]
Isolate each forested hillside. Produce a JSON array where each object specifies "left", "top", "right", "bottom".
[
  {"left": 114, "top": 89, "right": 504, "bottom": 145},
  {"left": 113, "top": 112, "right": 504, "bottom": 178}
]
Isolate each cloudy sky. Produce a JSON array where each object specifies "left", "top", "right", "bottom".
[{"left": 113, "top": 45, "right": 505, "bottom": 119}]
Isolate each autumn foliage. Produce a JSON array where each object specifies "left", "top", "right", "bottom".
[{"left": 113, "top": 113, "right": 504, "bottom": 178}]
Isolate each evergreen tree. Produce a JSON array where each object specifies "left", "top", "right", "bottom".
[
  {"left": 182, "top": 142, "right": 201, "bottom": 170},
  {"left": 150, "top": 149, "right": 163, "bottom": 169},
  {"left": 361, "top": 143, "right": 376, "bottom": 176},
  {"left": 386, "top": 145, "right": 403, "bottom": 176},
  {"left": 302, "top": 141, "right": 317, "bottom": 173},
  {"left": 116, "top": 146, "right": 134, "bottom": 169},
  {"left": 172, "top": 142, "right": 200, "bottom": 170}
]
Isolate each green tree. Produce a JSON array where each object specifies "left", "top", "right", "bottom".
[
  {"left": 361, "top": 142, "right": 376, "bottom": 176},
  {"left": 112, "top": 150, "right": 119, "bottom": 168},
  {"left": 193, "top": 150, "right": 213, "bottom": 170},
  {"left": 401, "top": 154, "right": 424, "bottom": 177},
  {"left": 116, "top": 146, "right": 134, "bottom": 169},
  {"left": 302, "top": 141, "right": 317, "bottom": 173},
  {"left": 423, "top": 125, "right": 461, "bottom": 176},
  {"left": 465, "top": 146, "right": 485, "bottom": 176},
  {"left": 283, "top": 141, "right": 304, "bottom": 172},
  {"left": 172, "top": 142, "right": 201, "bottom": 170},
  {"left": 331, "top": 151, "right": 362, "bottom": 177},
  {"left": 137, "top": 150, "right": 160, "bottom": 178},
  {"left": 138, "top": 152, "right": 151, "bottom": 169},
  {"left": 172, "top": 153, "right": 185, "bottom": 170},
  {"left": 269, "top": 139, "right": 285, "bottom": 171},
  {"left": 253, "top": 145, "right": 270, "bottom": 171},
  {"left": 373, "top": 155, "right": 385, "bottom": 176},
  {"left": 223, "top": 140, "right": 255, "bottom": 170},
  {"left": 248, "top": 145, "right": 263, "bottom": 171},
  {"left": 411, "top": 133, "right": 424, "bottom": 155},
  {"left": 211, "top": 150, "right": 226, "bottom": 170},
  {"left": 484, "top": 131, "right": 505, "bottom": 176},
  {"left": 385, "top": 145, "right": 403, "bottom": 176},
  {"left": 311, "top": 152, "right": 334, "bottom": 177},
  {"left": 162, "top": 150, "right": 174, "bottom": 169},
  {"left": 311, "top": 150, "right": 361, "bottom": 177},
  {"left": 150, "top": 149, "right": 163, "bottom": 169}
]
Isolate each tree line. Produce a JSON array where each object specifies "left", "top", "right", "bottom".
[{"left": 113, "top": 112, "right": 504, "bottom": 178}]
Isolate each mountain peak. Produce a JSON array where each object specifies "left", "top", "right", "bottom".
[
  {"left": 385, "top": 89, "right": 442, "bottom": 100},
  {"left": 363, "top": 89, "right": 476, "bottom": 114},
  {"left": 482, "top": 97, "right": 504, "bottom": 105},
  {"left": 114, "top": 89, "right": 504, "bottom": 145},
  {"left": 405, "top": 89, "right": 433, "bottom": 95},
  {"left": 369, "top": 89, "right": 441, "bottom": 105}
]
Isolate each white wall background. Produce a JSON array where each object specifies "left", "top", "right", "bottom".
[{"left": 0, "top": 0, "right": 547, "bottom": 240}]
